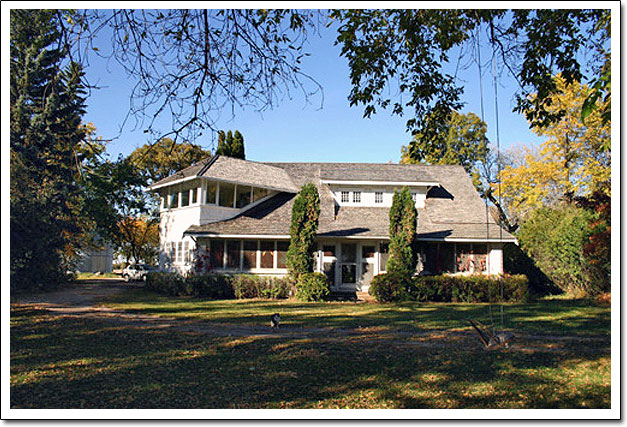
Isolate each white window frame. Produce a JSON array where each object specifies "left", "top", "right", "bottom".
[
  {"left": 374, "top": 192, "right": 383, "bottom": 204},
  {"left": 341, "top": 191, "right": 350, "bottom": 203},
  {"left": 352, "top": 191, "right": 361, "bottom": 203}
]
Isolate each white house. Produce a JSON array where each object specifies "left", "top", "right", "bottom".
[{"left": 147, "top": 155, "right": 517, "bottom": 292}]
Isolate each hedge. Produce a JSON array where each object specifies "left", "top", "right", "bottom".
[
  {"left": 369, "top": 273, "right": 529, "bottom": 303},
  {"left": 145, "top": 272, "right": 293, "bottom": 300},
  {"left": 232, "top": 274, "right": 293, "bottom": 299}
]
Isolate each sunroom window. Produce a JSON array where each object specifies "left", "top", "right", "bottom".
[
  {"left": 236, "top": 185, "right": 252, "bottom": 208},
  {"left": 205, "top": 181, "right": 217, "bottom": 204},
  {"left": 219, "top": 182, "right": 235, "bottom": 208},
  {"left": 253, "top": 187, "right": 269, "bottom": 202}
]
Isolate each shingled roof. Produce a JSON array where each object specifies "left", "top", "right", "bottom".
[
  {"left": 148, "top": 155, "right": 300, "bottom": 193},
  {"left": 184, "top": 161, "right": 516, "bottom": 242}
]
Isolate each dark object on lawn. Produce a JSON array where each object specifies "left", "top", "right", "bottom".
[
  {"left": 270, "top": 313, "right": 281, "bottom": 329},
  {"left": 469, "top": 319, "right": 514, "bottom": 349}
]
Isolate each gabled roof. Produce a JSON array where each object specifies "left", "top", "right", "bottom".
[
  {"left": 184, "top": 161, "right": 517, "bottom": 242},
  {"left": 148, "top": 155, "right": 300, "bottom": 193}
]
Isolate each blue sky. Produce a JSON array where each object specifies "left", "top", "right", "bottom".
[{"left": 82, "top": 12, "right": 546, "bottom": 164}]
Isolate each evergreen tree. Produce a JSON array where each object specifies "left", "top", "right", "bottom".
[
  {"left": 215, "top": 130, "right": 230, "bottom": 156},
  {"left": 286, "top": 183, "right": 320, "bottom": 280},
  {"left": 231, "top": 130, "right": 246, "bottom": 159},
  {"left": 10, "top": 10, "right": 88, "bottom": 291},
  {"left": 386, "top": 187, "right": 417, "bottom": 278},
  {"left": 215, "top": 129, "right": 245, "bottom": 159}
]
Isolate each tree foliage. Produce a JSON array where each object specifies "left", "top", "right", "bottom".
[
  {"left": 115, "top": 216, "right": 160, "bottom": 265},
  {"left": 331, "top": 9, "right": 609, "bottom": 134},
  {"left": 128, "top": 138, "right": 212, "bottom": 184},
  {"left": 400, "top": 111, "right": 489, "bottom": 174},
  {"left": 387, "top": 187, "right": 417, "bottom": 278},
  {"left": 286, "top": 183, "right": 320, "bottom": 280},
  {"left": 215, "top": 130, "right": 246, "bottom": 159},
  {"left": 498, "top": 76, "right": 610, "bottom": 224},
  {"left": 10, "top": 9, "right": 89, "bottom": 291},
  {"left": 517, "top": 206, "right": 608, "bottom": 296}
]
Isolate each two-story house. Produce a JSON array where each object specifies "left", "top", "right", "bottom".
[{"left": 147, "top": 155, "right": 516, "bottom": 292}]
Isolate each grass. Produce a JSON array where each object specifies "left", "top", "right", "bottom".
[
  {"left": 10, "top": 287, "right": 611, "bottom": 409},
  {"left": 103, "top": 288, "right": 611, "bottom": 337}
]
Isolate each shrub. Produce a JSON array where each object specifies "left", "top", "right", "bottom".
[
  {"left": 369, "top": 272, "right": 407, "bottom": 302},
  {"left": 145, "top": 272, "right": 234, "bottom": 299},
  {"left": 232, "top": 274, "right": 293, "bottom": 299},
  {"left": 186, "top": 274, "right": 235, "bottom": 299},
  {"left": 145, "top": 272, "right": 185, "bottom": 296},
  {"left": 295, "top": 272, "right": 330, "bottom": 302},
  {"left": 368, "top": 273, "right": 529, "bottom": 303},
  {"left": 518, "top": 206, "right": 604, "bottom": 296},
  {"left": 503, "top": 242, "right": 559, "bottom": 296}
]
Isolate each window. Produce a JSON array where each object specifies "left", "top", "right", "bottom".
[
  {"left": 424, "top": 243, "right": 455, "bottom": 274},
  {"left": 260, "top": 241, "right": 274, "bottom": 268},
  {"left": 323, "top": 245, "right": 336, "bottom": 257},
  {"left": 341, "top": 191, "right": 349, "bottom": 203},
  {"left": 242, "top": 241, "right": 257, "bottom": 269},
  {"left": 276, "top": 241, "right": 289, "bottom": 269},
  {"left": 181, "top": 188, "right": 190, "bottom": 206},
  {"left": 226, "top": 240, "right": 241, "bottom": 269},
  {"left": 375, "top": 192, "right": 383, "bottom": 204},
  {"left": 253, "top": 187, "right": 269, "bottom": 202},
  {"left": 379, "top": 243, "right": 389, "bottom": 271},
  {"left": 191, "top": 187, "right": 198, "bottom": 204},
  {"left": 205, "top": 181, "right": 217, "bottom": 204},
  {"left": 353, "top": 191, "right": 361, "bottom": 203},
  {"left": 236, "top": 185, "right": 252, "bottom": 208},
  {"left": 167, "top": 192, "right": 177, "bottom": 209},
  {"left": 219, "top": 182, "right": 235, "bottom": 208},
  {"left": 456, "top": 243, "right": 487, "bottom": 273},
  {"left": 177, "top": 242, "right": 183, "bottom": 263},
  {"left": 323, "top": 261, "right": 336, "bottom": 286},
  {"left": 209, "top": 239, "right": 224, "bottom": 269},
  {"left": 411, "top": 192, "right": 417, "bottom": 202},
  {"left": 184, "top": 241, "right": 190, "bottom": 263},
  {"left": 362, "top": 245, "right": 375, "bottom": 258}
]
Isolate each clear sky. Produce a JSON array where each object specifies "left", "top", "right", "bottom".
[{"left": 82, "top": 10, "right": 546, "bottom": 164}]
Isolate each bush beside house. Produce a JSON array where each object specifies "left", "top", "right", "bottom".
[{"left": 369, "top": 273, "right": 529, "bottom": 303}]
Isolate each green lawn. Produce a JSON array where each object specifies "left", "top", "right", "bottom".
[
  {"left": 10, "top": 288, "right": 611, "bottom": 409},
  {"left": 103, "top": 288, "right": 611, "bottom": 337}
]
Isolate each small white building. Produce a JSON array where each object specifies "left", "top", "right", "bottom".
[{"left": 148, "top": 155, "right": 517, "bottom": 292}]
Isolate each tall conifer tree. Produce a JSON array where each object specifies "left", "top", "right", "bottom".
[
  {"left": 387, "top": 187, "right": 417, "bottom": 278},
  {"left": 10, "top": 10, "right": 88, "bottom": 290}
]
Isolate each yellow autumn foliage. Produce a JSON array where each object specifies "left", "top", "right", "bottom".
[{"left": 497, "top": 76, "right": 610, "bottom": 223}]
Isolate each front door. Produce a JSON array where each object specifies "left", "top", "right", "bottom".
[
  {"left": 339, "top": 243, "right": 357, "bottom": 290},
  {"left": 358, "top": 244, "right": 376, "bottom": 291}
]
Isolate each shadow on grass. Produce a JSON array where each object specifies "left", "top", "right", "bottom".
[
  {"left": 105, "top": 289, "right": 611, "bottom": 338},
  {"left": 10, "top": 306, "right": 610, "bottom": 409}
]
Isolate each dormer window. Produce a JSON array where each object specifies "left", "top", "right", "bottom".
[
  {"left": 353, "top": 191, "right": 361, "bottom": 203},
  {"left": 341, "top": 191, "right": 349, "bottom": 203}
]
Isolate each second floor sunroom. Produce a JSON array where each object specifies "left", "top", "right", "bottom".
[
  {"left": 147, "top": 155, "right": 301, "bottom": 212},
  {"left": 158, "top": 179, "right": 276, "bottom": 211}
]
